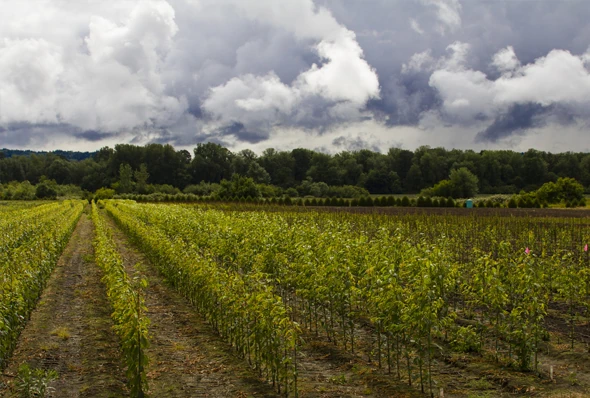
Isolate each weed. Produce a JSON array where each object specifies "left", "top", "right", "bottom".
[
  {"left": 51, "top": 327, "right": 71, "bottom": 341},
  {"left": 467, "top": 378, "right": 493, "bottom": 390},
  {"left": 467, "top": 392, "right": 494, "bottom": 398},
  {"left": 15, "top": 364, "right": 58, "bottom": 398},
  {"left": 172, "top": 342, "right": 186, "bottom": 351},
  {"left": 567, "top": 371, "right": 579, "bottom": 386},
  {"left": 328, "top": 374, "right": 347, "bottom": 385},
  {"left": 39, "top": 343, "right": 59, "bottom": 352}
]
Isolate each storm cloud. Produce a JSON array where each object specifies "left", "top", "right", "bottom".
[
  {"left": 475, "top": 103, "right": 549, "bottom": 143},
  {"left": 0, "top": 0, "right": 589, "bottom": 152}
]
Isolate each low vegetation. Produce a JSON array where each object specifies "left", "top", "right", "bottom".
[{"left": 0, "top": 201, "right": 83, "bottom": 369}]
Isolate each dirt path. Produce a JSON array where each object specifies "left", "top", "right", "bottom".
[
  {"left": 0, "top": 212, "right": 127, "bottom": 397},
  {"left": 295, "top": 336, "right": 422, "bottom": 398},
  {"left": 102, "top": 212, "right": 278, "bottom": 398}
]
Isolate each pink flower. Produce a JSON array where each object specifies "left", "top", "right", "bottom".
[
  {"left": 525, "top": 247, "right": 530, "bottom": 255},
  {"left": 585, "top": 244, "right": 588, "bottom": 252}
]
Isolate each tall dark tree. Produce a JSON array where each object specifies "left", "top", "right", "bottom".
[
  {"left": 291, "top": 148, "right": 313, "bottom": 181},
  {"left": 404, "top": 164, "right": 424, "bottom": 193},
  {"left": 307, "top": 152, "right": 340, "bottom": 185},
  {"left": 386, "top": 148, "right": 414, "bottom": 181},
  {"left": 522, "top": 149, "right": 548, "bottom": 189},
  {"left": 334, "top": 152, "right": 363, "bottom": 186},
  {"left": 94, "top": 146, "right": 114, "bottom": 163},
  {"left": 111, "top": 144, "right": 144, "bottom": 175},
  {"left": 364, "top": 169, "right": 402, "bottom": 194},
  {"left": 232, "top": 149, "right": 258, "bottom": 176},
  {"left": 449, "top": 167, "right": 479, "bottom": 198},
  {"left": 134, "top": 163, "right": 150, "bottom": 193},
  {"left": 47, "top": 158, "right": 73, "bottom": 185},
  {"left": 259, "top": 148, "right": 295, "bottom": 187},
  {"left": 190, "top": 143, "right": 234, "bottom": 183},
  {"left": 144, "top": 144, "right": 187, "bottom": 187},
  {"left": 118, "top": 163, "right": 134, "bottom": 193}
]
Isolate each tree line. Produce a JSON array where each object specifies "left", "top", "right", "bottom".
[{"left": 1, "top": 143, "right": 590, "bottom": 196}]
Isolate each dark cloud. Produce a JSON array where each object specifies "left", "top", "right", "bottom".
[
  {"left": 167, "top": 134, "right": 206, "bottom": 147},
  {"left": 74, "top": 130, "right": 116, "bottom": 142},
  {"left": 217, "top": 122, "right": 268, "bottom": 144},
  {"left": 367, "top": 73, "right": 441, "bottom": 126},
  {"left": 149, "top": 131, "right": 174, "bottom": 145},
  {"left": 0, "top": 122, "right": 63, "bottom": 147},
  {"left": 332, "top": 135, "right": 381, "bottom": 152},
  {"left": 186, "top": 103, "right": 203, "bottom": 119},
  {"left": 475, "top": 103, "right": 548, "bottom": 143}
]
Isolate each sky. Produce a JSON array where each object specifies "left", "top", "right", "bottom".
[{"left": 0, "top": 0, "right": 589, "bottom": 154}]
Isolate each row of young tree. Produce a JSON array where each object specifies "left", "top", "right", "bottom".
[
  {"left": 0, "top": 201, "right": 84, "bottom": 370},
  {"left": 2, "top": 143, "right": 590, "bottom": 195},
  {"left": 106, "top": 202, "right": 590, "bottom": 396},
  {"left": 107, "top": 201, "right": 299, "bottom": 395}
]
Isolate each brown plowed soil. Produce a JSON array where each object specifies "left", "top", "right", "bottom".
[
  {"left": 295, "top": 337, "right": 421, "bottom": 398},
  {"left": 294, "top": 206, "right": 590, "bottom": 218},
  {"left": 0, "top": 212, "right": 127, "bottom": 397}
]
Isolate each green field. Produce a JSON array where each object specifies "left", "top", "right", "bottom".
[{"left": 2, "top": 200, "right": 590, "bottom": 397}]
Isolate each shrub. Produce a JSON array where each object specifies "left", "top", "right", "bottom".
[
  {"left": 450, "top": 326, "right": 481, "bottom": 353},
  {"left": 285, "top": 187, "right": 298, "bottom": 198},
  {"left": 219, "top": 175, "right": 261, "bottom": 199},
  {"left": 417, "top": 196, "right": 426, "bottom": 207},
  {"left": 183, "top": 182, "right": 221, "bottom": 196},
  {"left": 508, "top": 197, "right": 517, "bottom": 208},
  {"left": 15, "top": 364, "right": 58, "bottom": 398},
  {"left": 35, "top": 183, "right": 57, "bottom": 199},
  {"left": 95, "top": 187, "right": 115, "bottom": 200}
]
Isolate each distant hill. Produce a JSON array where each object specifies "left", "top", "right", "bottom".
[{"left": 0, "top": 148, "right": 96, "bottom": 161}]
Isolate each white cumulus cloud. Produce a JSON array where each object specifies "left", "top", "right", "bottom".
[
  {"left": 492, "top": 46, "right": 520, "bottom": 74},
  {"left": 0, "top": 0, "right": 185, "bottom": 133},
  {"left": 201, "top": 0, "right": 380, "bottom": 131},
  {"left": 427, "top": 43, "right": 590, "bottom": 122}
]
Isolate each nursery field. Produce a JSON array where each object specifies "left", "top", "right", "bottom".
[{"left": 2, "top": 200, "right": 590, "bottom": 397}]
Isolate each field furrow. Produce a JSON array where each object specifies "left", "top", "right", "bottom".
[
  {"left": 102, "top": 211, "right": 278, "bottom": 397},
  {"left": 0, "top": 213, "right": 127, "bottom": 397}
]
